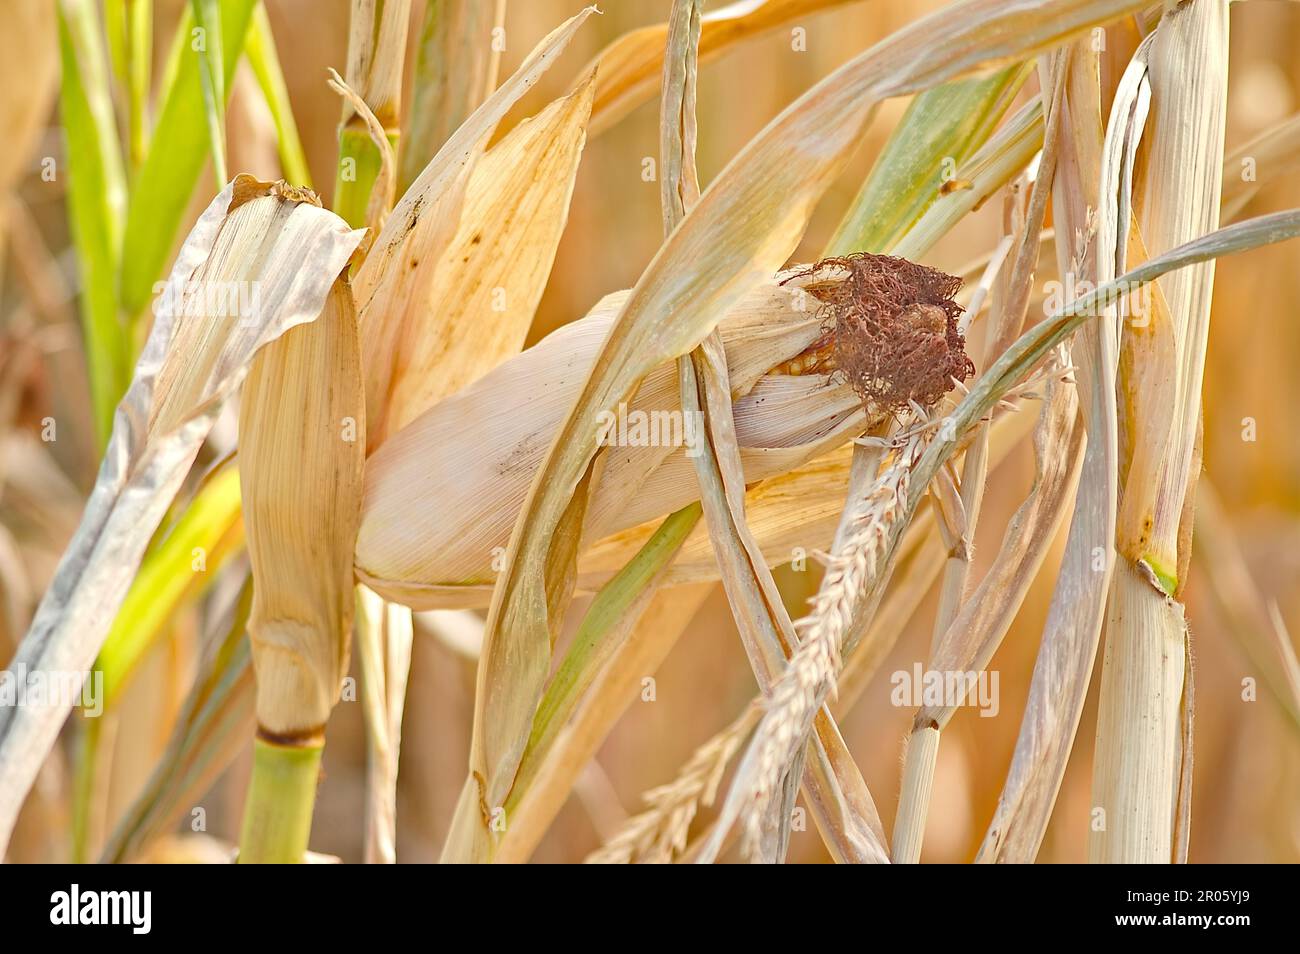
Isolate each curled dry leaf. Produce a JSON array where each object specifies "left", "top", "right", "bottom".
[
  {"left": 0, "top": 175, "right": 363, "bottom": 855},
  {"left": 239, "top": 274, "right": 367, "bottom": 739}
]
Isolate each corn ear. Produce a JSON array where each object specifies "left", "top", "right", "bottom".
[{"left": 355, "top": 275, "right": 868, "bottom": 608}]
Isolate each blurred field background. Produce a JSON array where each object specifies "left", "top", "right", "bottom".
[{"left": 2, "top": 0, "right": 1298, "bottom": 863}]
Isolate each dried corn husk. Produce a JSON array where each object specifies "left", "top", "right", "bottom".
[
  {"left": 368, "top": 71, "right": 597, "bottom": 444},
  {"left": 239, "top": 275, "right": 366, "bottom": 739},
  {"left": 355, "top": 271, "right": 872, "bottom": 608},
  {"left": 0, "top": 175, "right": 363, "bottom": 854},
  {"left": 356, "top": 7, "right": 596, "bottom": 448},
  {"left": 976, "top": 37, "right": 1117, "bottom": 864}
]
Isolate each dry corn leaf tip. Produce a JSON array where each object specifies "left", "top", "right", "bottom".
[{"left": 784, "top": 252, "right": 973, "bottom": 412}]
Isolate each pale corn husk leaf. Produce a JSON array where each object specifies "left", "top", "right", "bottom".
[
  {"left": 659, "top": 0, "right": 703, "bottom": 231},
  {"left": 1092, "top": 0, "right": 1229, "bottom": 864},
  {"left": 239, "top": 274, "right": 367, "bottom": 737},
  {"left": 585, "top": 0, "right": 860, "bottom": 136},
  {"left": 1131, "top": 0, "right": 1227, "bottom": 580},
  {"left": 0, "top": 175, "right": 363, "bottom": 853},
  {"left": 377, "top": 72, "right": 597, "bottom": 442},
  {"left": 355, "top": 7, "right": 596, "bottom": 447}
]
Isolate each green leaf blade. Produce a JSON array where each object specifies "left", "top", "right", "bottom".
[{"left": 119, "top": 0, "right": 256, "bottom": 317}]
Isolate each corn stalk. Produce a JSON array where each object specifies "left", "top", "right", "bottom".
[
  {"left": 1090, "top": 0, "right": 1228, "bottom": 864},
  {"left": 333, "top": 0, "right": 411, "bottom": 228}
]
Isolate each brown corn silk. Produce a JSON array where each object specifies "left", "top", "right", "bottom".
[{"left": 788, "top": 252, "right": 972, "bottom": 413}]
